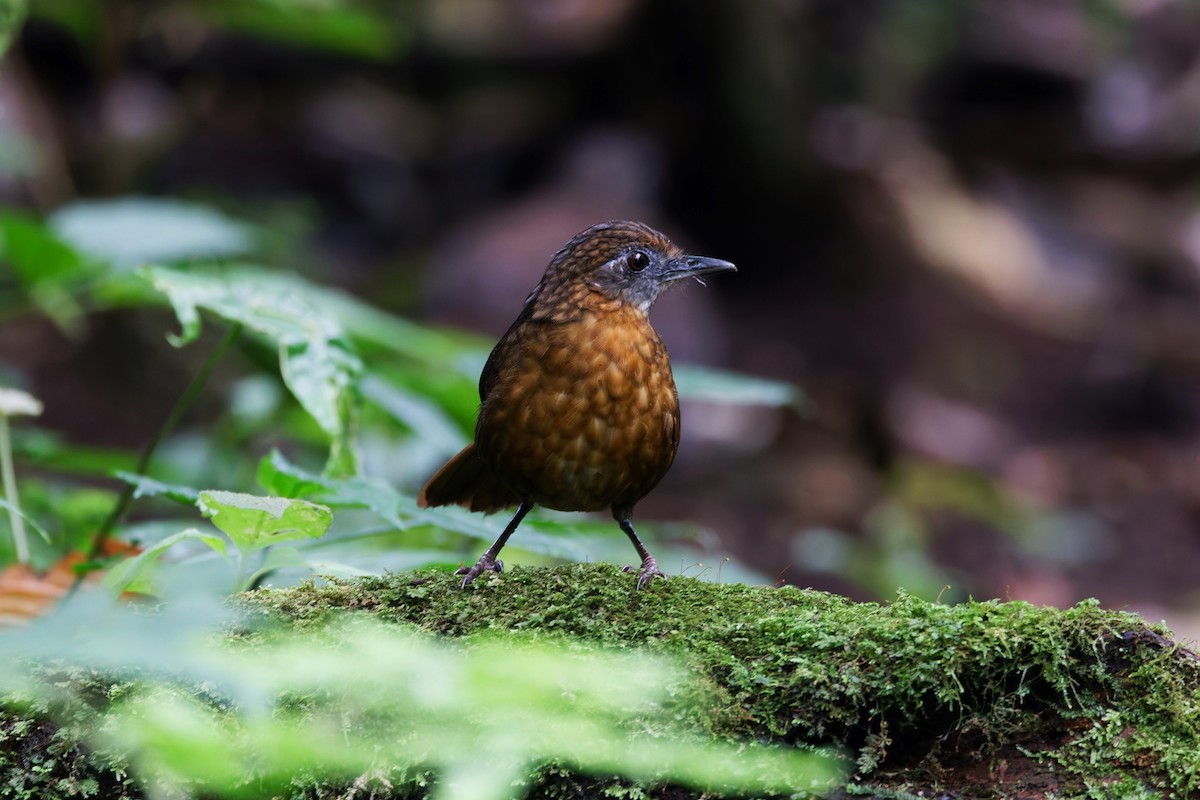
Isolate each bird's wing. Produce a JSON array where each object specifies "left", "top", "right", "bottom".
[{"left": 478, "top": 310, "right": 529, "bottom": 401}]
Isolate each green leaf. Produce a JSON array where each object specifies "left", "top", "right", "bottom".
[
  {"left": 143, "top": 266, "right": 321, "bottom": 346},
  {"left": 0, "top": 0, "right": 26, "bottom": 59},
  {"left": 280, "top": 336, "right": 361, "bottom": 474},
  {"left": 256, "top": 446, "right": 607, "bottom": 561},
  {"left": 197, "top": 490, "right": 332, "bottom": 553},
  {"left": 245, "top": 545, "right": 310, "bottom": 587},
  {"left": 0, "top": 211, "right": 95, "bottom": 332},
  {"left": 102, "top": 528, "right": 228, "bottom": 595},
  {"left": 414, "top": 503, "right": 597, "bottom": 561},
  {"left": 50, "top": 197, "right": 255, "bottom": 268},
  {"left": 310, "top": 475, "right": 408, "bottom": 531},
  {"left": 257, "top": 451, "right": 457, "bottom": 547},
  {"left": 361, "top": 374, "right": 467, "bottom": 454},
  {"left": 256, "top": 449, "right": 331, "bottom": 498},
  {"left": 256, "top": 448, "right": 640, "bottom": 569},
  {"left": 0, "top": 498, "right": 51, "bottom": 544},
  {"left": 242, "top": 545, "right": 379, "bottom": 585},
  {"left": 303, "top": 560, "right": 378, "bottom": 578},
  {"left": 24, "top": 0, "right": 100, "bottom": 41},
  {"left": 0, "top": 211, "right": 89, "bottom": 282},
  {"left": 15, "top": 430, "right": 138, "bottom": 477},
  {"left": 257, "top": 454, "right": 582, "bottom": 559},
  {"left": 114, "top": 471, "right": 201, "bottom": 504},
  {"left": 314, "top": 290, "right": 489, "bottom": 375},
  {"left": 204, "top": 1, "right": 406, "bottom": 61},
  {"left": 144, "top": 266, "right": 363, "bottom": 472},
  {"left": 673, "top": 363, "right": 807, "bottom": 409},
  {"left": 0, "top": 599, "right": 840, "bottom": 798}
]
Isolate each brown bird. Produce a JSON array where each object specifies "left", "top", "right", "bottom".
[{"left": 418, "top": 220, "right": 736, "bottom": 589}]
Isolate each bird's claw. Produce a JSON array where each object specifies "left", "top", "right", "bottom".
[
  {"left": 456, "top": 555, "right": 504, "bottom": 588},
  {"left": 622, "top": 557, "right": 666, "bottom": 590}
]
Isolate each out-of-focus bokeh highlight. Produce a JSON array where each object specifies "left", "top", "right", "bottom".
[{"left": 5, "top": 0, "right": 1200, "bottom": 638}]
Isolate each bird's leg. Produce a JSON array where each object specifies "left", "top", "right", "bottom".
[
  {"left": 457, "top": 500, "right": 533, "bottom": 588},
  {"left": 613, "top": 505, "right": 666, "bottom": 590}
]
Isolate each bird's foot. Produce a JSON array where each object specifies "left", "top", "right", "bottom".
[
  {"left": 622, "top": 556, "right": 666, "bottom": 590},
  {"left": 456, "top": 554, "right": 503, "bottom": 588}
]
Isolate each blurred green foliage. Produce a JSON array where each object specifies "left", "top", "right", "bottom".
[
  {"left": 0, "top": 195, "right": 810, "bottom": 797},
  {"left": 0, "top": 596, "right": 842, "bottom": 799},
  {"left": 0, "top": 0, "right": 24, "bottom": 58},
  {"left": 28, "top": 0, "right": 406, "bottom": 55},
  {"left": 2, "top": 195, "right": 802, "bottom": 586}
]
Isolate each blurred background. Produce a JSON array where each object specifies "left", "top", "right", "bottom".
[{"left": 4, "top": 0, "right": 1200, "bottom": 639}]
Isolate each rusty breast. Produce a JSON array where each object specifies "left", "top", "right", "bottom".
[{"left": 475, "top": 306, "right": 681, "bottom": 512}]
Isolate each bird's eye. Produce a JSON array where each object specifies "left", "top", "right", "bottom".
[{"left": 626, "top": 251, "right": 650, "bottom": 273}]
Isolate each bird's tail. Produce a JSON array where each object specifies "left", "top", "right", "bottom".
[{"left": 417, "top": 443, "right": 522, "bottom": 513}]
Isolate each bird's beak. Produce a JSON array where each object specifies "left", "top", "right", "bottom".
[{"left": 658, "top": 255, "right": 737, "bottom": 284}]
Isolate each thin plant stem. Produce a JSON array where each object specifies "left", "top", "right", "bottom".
[
  {"left": 78, "top": 321, "right": 245, "bottom": 574},
  {"left": 0, "top": 414, "right": 29, "bottom": 564}
]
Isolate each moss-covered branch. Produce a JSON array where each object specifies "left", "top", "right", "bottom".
[
  {"left": 241, "top": 564, "right": 1200, "bottom": 798},
  {"left": 3, "top": 564, "right": 1199, "bottom": 799}
]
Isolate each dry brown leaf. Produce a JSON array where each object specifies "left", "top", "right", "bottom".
[{"left": 0, "top": 540, "right": 142, "bottom": 626}]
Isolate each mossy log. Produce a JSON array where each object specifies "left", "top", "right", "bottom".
[{"left": 3, "top": 563, "right": 1199, "bottom": 799}]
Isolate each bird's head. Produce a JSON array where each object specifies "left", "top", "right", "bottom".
[{"left": 527, "top": 221, "right": 736, "bottom": 320}]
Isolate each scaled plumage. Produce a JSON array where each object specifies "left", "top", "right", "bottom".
[{"left": 418, "top": 220, "right": 735, "bottom": 589}]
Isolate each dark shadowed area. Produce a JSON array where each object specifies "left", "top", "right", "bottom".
[{"left": 4, "top": 0, "right": 1200, "bottom": 639}]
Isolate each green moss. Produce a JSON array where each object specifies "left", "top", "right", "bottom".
[
  {"left": 4, "top": 564, "right": 1198, "bottom": 798},
  {"left": 241, "top": 564, "right": 1200, "bottom": 797},
  {"left": 1, "top": 671, "right": 143, "bottom": 800}
]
